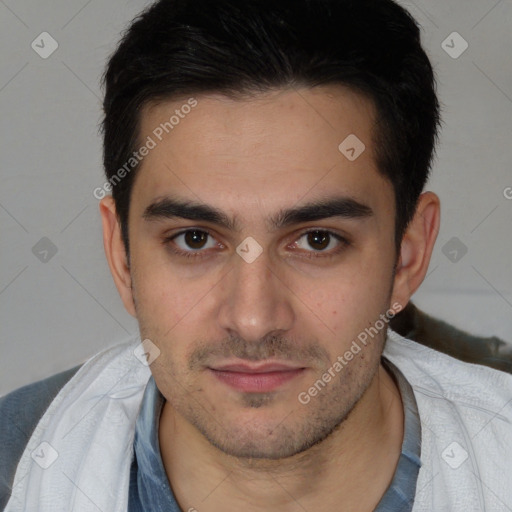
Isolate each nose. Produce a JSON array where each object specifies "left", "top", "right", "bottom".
[{"left": 217, "top": 248, "right": 295, "bottom": 344}]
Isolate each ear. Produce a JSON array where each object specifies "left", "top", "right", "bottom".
[
  {"left": 390, "top": 191, "right": 440, "bottom": 310},
  {"left": 99, "top": 196, "right": 136, "bottom": 317}
]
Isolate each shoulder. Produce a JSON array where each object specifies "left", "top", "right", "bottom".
[
  {"left": 385, "top": 328, "right": 512, "bottom": 391},
  {"left": 0, "top": 365, "right": 82, "bottom": 510},
  {"left": 385, "top": 330, "right": 512, "bottom": 507},
  {"left": 0, "top": 365, "right": 83, "bottom": 434},
  {"left": 384, "top": 328, "right": 512, "bottom": 428}
]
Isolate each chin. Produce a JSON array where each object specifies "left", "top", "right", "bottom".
[{"left": 191, "top": 406, "right": 350, "bottom": 461}]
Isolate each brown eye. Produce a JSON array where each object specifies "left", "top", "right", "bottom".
[
  {"left": 168, "top": 229, "right": 218, "bottom": 254},
  {"left": 306, "top": 231, "right": 331, "bottom": 251},
  {"left": 183, "top": 230, "right": 209, "bottom": 249},
  {"left": 292, "top": 229, "right": 349, "bottom": 259}
]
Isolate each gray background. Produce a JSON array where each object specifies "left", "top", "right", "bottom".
[{"left": 1, "top": 0, "right": 511, "bottom": 396}]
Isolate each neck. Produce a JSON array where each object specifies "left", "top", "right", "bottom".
[{"left": 159, "top": 362, "right": 404, "bottom": 512}]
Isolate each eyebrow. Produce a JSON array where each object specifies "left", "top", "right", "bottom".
[{"left": 143, "top": 194, "right": 373, "bottom": 232}]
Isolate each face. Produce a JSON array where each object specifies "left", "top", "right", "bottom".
[{"left": 123, "top": 86, "right": 401, "bottom": 459}]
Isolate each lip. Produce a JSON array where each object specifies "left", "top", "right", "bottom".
[
  {"left": 209, "top": 362, "right": 306, "bottom": 393},
  {"left": 212, "top": 362, "right": 303, "bottom": 373}
]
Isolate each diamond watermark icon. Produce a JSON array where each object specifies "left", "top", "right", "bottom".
[
  {"left": 134, "top": 339, "right": 161, "bottom": 366},
  {"left": 236, "top": 236, "right": 263, "bottom": 263},
  {"left": 31, "top": 441, "right": 59, "bottom": 469},
  {"left": 31, "top": 32, "right": 59, "bottom": 59},
  {"left": 32, "top": 237, "right": 58, "bottom": 263},
  {"left": 338, "top": 134, "right": 365, "bottom": 161},
  {"left": 442, "top": 237, "right": 468, "bottom": 263},
  {"left": 441, "top": 441, "right": 468, "bottom": 469},
  {"left": 441, "top": 32, "right": 468, "bottom": 59}
]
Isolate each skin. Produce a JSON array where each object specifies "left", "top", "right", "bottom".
[{"left": 100, "top": 85, "right": 440, "bottom": 511}]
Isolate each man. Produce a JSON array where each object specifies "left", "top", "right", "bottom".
[{"left": 1, "top": 0, "right": 511, "bottom": 511}]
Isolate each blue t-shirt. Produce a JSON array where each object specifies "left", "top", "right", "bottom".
[{"left": 128, "top": 357, "right": 421, "bottom": 511}]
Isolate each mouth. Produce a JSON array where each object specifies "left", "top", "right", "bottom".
[{"left": 208, "top": 362, "right": 306, "bottom": 393}]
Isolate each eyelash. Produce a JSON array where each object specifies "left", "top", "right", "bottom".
[{"left": 163, "top": 229, "right": 350, "bottom": 260}]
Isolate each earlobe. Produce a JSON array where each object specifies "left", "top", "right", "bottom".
[
  {"left": 391, "top": 191, "right": 440, "bottom": 308},
  {"left": 99, "top": 197, "right": 137, "bottom": 317}
]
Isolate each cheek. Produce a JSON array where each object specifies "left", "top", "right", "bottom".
[
  {"left": 130, "top": 247, "right": 223, "bottom": 345},
  {"left": 130, "top": 262, "right": 201, "bottom": 376},
  {"left": 130, "top": 250, "right": 187, "bottom": 332},
  {"left": 308, "top": 256, "right": 393, "bottom": 341}
]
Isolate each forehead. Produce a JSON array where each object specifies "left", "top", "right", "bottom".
[{"left": 132, "top": 85, "right": 393, "bottom": 222}]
